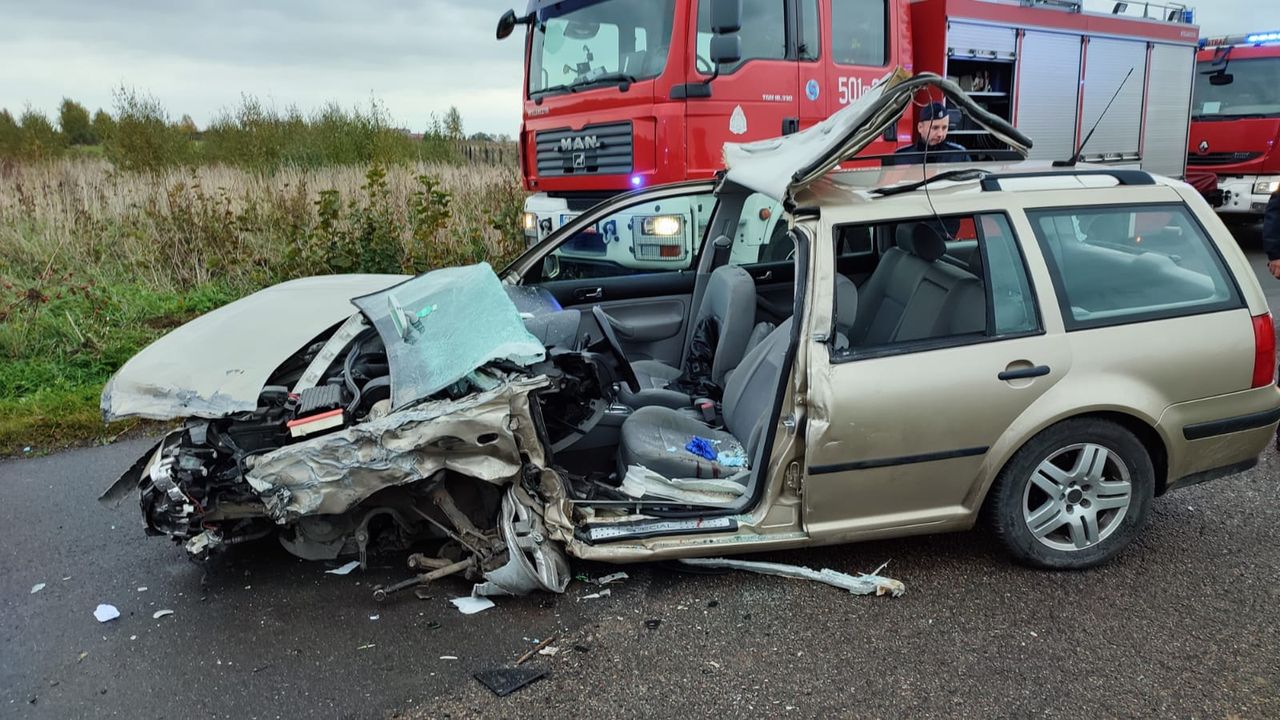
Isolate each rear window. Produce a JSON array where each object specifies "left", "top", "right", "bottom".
[{"left": 1026, "top": 204, "right": 1243, "bottom": 329}]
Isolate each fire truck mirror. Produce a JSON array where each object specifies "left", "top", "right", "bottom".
[
  {"left": 496, "top": 10, "right": 518, "bottom": 41},
  {"left": 1209, "top": 72, "right": 1234, "bottom": 86},
  {"left": 710, "top": 0, "right": 742, "bottom": 35},
  {"left": 710, "top": 35, "right": 741, "bottom": 66}
]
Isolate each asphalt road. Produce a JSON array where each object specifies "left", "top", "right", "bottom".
[{"left": 2, "top": 230, "right": 1278, "bottom": 720}]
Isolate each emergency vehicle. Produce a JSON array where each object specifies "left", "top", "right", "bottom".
[
  {"left": 1187, "top": 30, "right": 1280, "bottom": 219},
  {"left": 498, "top": 0, "right": 1200, "bottom": 270}
]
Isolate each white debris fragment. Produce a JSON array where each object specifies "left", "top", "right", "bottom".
[
  {"left": 30, "top": 583, "right": 45, "bottom": 594},
  {"left": 130, "top": 635, "right": 137, "bottom": 641},
  {"left": 579, "top": 589, "right": 612, "bottom": 601},
  {"left": 137, "top": 587, "right": 148, "bottom": 592},
  {"left": 369, "top": 614, "right": 380, "bottom": 621},
  {"left": 357, "top": 644, "right": 376, "bottom": 650},
  {"left": 440, "top": 655, "right": 459, "bottom": 660},
  {"left": 326, "top": 560, "right": 360, "bottom": 576},
  {"left": 678, "top": 557, "right": 906, "bottom": 597},
  {"left": 593, "top": 572, "right": 628, "bottom": 585},
  {"left": 153, "top": 610, "right": 174, "bottom": 619},
  {"left": 94, "top": 604, "right": 121, "bottom": 623},
  {"left": 538, "top": 646, "right": 560, "bottom": 657},
  {"left": 450, "top": 596, "right": 496, "bottom": 615}
]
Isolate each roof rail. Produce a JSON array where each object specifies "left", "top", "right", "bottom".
[{"left": 979, "top": 169, "right": 1156, "bottom": 191}]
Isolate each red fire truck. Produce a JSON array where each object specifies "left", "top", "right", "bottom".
[
  {"left": 498, "top": 0, "right": 1200, "bottom": 266},
  {"left": 1187, "top": 31, "right": 1280, "bottom": 220}
]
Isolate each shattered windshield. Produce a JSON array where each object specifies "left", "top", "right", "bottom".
[
  {"left": 1193, "top": 58, "right": 1280, "bottom": 119},
  {"left": 528, "top": 0, "right": 676, "bottom": 96},
  {"left": 352, "top": 263, "right": 545, "bottom": 409}
]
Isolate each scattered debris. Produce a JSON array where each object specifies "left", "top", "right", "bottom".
[
  {"left": 716, "top": 447, "right": 748, "bottom": 468},
  {"left": 440, "top": 655, "right": 459, "bottom": 661},
  {"left": 30, "top": 583, "right": 45, "bottom": 594},
  {"left": 450, "top": 595, "right": 496, "bottom": 615},
  {"left": 474, "top": 668, "right": 547, "bottom": 697},
  {"left": 357, "top": 644, "right": 376, "bottom": 650},
  {"left": 515, "top": 635, "right": 558, "bottom": 665},
  {"left": 93, "top": 604, "right": 120, "bottom": 623},
  {"left": 152, "top": 609, "right": 174, "bottom": 620},
  {"left": 579, "top": 589, "right": 611, "bottom": 601},
  {"left": 572, "top": 644, "right": 591, "bottom": 653},
  {"left": 538, "top": 646, "right": 560, "bottom": 657},
  {"left": 369, "top": 614, "right": 380, "bottom": 621},
  {"left": 707, "top": 600, "right": 720, "bottom": 608},
  {"left": 130, "top": 635, "right": 137, "bottom": 641},
  {"left": 593, "top": 572, "right": 628, "bottom": 585},
  {"left": 325, "top": 560, "right": 360, "bottom": 576},
  {"left": 645, "top": 618, "right": 662, "bottom": 630},
  {"left": 136, "top": 586, "right": 148, "bottom": 592},
  {"left": 678, "top": 558, "right": 906, "bottom": 597},
  {"left": 77, "top": 652, "right": 89, "bottom": 663}
]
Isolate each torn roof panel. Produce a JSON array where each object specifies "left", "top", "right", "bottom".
[
  {"left": 101, "top": 274, "right": 409, "bottom": 422},
  {"left": 352, "top": 263, "right": 546, "bottom": 410}
]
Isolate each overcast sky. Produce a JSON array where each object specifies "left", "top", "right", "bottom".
[{"left": 0, "top": 0, "right": 1268, "bottom": 136}]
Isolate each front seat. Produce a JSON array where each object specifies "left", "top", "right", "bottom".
[
  {"left": 618, "top": 316, "right": 796, "bottom": 490},
  {"left": 618, "top": 264, "right": 756, "bottom": 409}
]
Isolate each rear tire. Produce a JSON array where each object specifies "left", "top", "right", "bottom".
[{"left": 987, "top": 418, "right": 1154, "bottom": 570}]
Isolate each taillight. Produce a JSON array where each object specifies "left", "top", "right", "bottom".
[{"left": 1252, "top": 313, "right": 1277, "bottom": 389}]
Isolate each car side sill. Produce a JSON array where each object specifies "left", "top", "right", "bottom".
[
  {"left": 1182, "top": 406, "right": 1280, "bottom": 441},
  {"left": 1164, "top": 457, "right": 1259, "bottom": 494},
  {"left": 808, "top": 446, "right": 989, "bottom": 475}
]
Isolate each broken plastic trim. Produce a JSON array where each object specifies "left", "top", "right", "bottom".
[{"left": 679, "top": 557, "right": 906, "bottom": 597}]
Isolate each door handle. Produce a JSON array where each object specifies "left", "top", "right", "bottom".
[
  {"left": 998, "top": 365, "right": 1051, "bottom": 381},
  {"left": 575, "top": 287, "right": 604, "bottom": 301}
]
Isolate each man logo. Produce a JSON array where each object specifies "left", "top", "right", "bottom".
[
  {"left": 1198, "top": 140, "right": 1210, "bottom": 154},
  {"left": 559, "top": 135, "right": 601, "bottom": 153}
]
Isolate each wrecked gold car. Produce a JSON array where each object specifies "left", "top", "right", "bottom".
[{"left": 102, "top": 71, "right": 1280, "bottom": 599}]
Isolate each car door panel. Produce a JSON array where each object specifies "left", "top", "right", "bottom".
[
  {"left": 802, "top": 334, "right": 1071, "bottom": 537},
  {"left": 540, "top": 273, "right": 695, "bottom": 364}
]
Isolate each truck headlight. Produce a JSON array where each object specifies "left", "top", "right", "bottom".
[
  {"left": 1253, "top": 179, "right": 1280, "bottom": 195},
  {"left": 521, "top": 212, "right": 539, "bottom": 235},
  {"left": 641, "top": 215, "right": 683, "bottom": 237}
]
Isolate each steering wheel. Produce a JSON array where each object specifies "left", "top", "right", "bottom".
[{"left": 591, "top": 305, "right": 641, "bottom": 393}]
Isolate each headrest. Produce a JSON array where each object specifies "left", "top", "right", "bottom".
[
  {"left": 896, "top": 223, "right": 946, "bottom": 262},
  {"left": 833, "top": 274, "right": 858, "bottom": 329}
]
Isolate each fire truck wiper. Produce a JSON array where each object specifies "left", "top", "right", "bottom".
[{"left": 568, "top": 72, "right": 638, "bottom": 92}]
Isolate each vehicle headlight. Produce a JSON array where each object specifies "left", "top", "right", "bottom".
[
  {"left": 641, "top": 215, "right": 683, "bottom": 237},
  {"left": 1253, "top": 179, "right": 1280, "bottom": 195},
  {"left": 521, "top": 211, "right": 539, "bottom": 235}
]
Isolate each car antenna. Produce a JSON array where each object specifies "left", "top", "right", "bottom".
[{"left": 1054, "top": 67, "right": 1134, "bottom": 167}]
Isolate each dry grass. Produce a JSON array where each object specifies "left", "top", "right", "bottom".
[{"left": 0, "top": 157, "right": 529, "bottom": 455}]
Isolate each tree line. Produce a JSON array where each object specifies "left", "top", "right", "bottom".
[{"left": 0, "top": 89, "right": 515, "bottom": 171}]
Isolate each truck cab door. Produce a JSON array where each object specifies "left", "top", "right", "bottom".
[{"left": 684, "top": 0, "right": 801, "bottom": 178}]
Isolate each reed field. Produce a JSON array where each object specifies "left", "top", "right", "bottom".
[{"left": 0, "top": 157, "right": 528, "bottom": 455}]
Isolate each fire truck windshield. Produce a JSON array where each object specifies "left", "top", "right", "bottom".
[
  {"left": 528, "top": 0, "right": 676, "bottom": 97},
  {"left": 1193, "top": 58, "right": 1280, "bottom": 120}
]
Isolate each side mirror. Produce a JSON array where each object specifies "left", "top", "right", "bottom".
[
  {"left": 496, "top": 9, "right": 529, "bottom": 41},
  {"left": 1209, "top": 72, "right": 1234, "bottom": 86},
  {"left": 542, "top": 254, "right": 561, "bottom": 280},
  {"left": 710, "top": 0, "right": 742, "bottom": 34},
  {"left": 710, "top": 35, "right": 741, "bottom": 66}
]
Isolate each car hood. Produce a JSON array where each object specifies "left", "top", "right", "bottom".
[
  {"left": 101, "top": 274, "right": 408, "bottom": 422},
  {"left": 721, "top": 68, "right": 1032, "bottom": 202}
]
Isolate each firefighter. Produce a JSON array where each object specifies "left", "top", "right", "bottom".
[
  {"left": 1265, "top": 190, "right": 1280, "bottom": 280},
  {"left": 889, "top": 102, "right": 971, "bottom": 165}
]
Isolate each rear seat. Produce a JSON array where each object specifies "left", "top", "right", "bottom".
[{"left": 842, "top": 223, "right": 985, "bottom": 349}]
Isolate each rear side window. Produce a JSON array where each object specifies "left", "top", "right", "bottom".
[
  {"left": 831, "top": 0, "right": 889, "bottom": 67},
  {"left": 1027, "top": 204, "right": 1243, "bottom": 329}
]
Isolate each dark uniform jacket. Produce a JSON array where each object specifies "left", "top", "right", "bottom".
[
  {"left": 888, "top": 140, "right": 971, "bottom": 165},
  {"left": 1264, "top": 191, "right": 1280, "bottom": 262}
]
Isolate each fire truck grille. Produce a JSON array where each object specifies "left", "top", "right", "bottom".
[
  {"left": 535, "top": 122, "right": 633, "bottom": 177},
  {"left": 1186, "top": 151, "right": 1263, "bottom": 166}
]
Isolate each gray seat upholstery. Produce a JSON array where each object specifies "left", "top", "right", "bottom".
[
  {"left": 619, "top": 317, "right": 795, "bottom": 486},
  {"left": 620, "top": 264, "right": 757, "bottom": 408},
  {"left": 846, "top": 223, "right": 985, "bottom": 348}
]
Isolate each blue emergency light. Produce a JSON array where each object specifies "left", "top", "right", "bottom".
[{"left": 1245, "top": 31, "right": 1280, "bottom": 44}]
